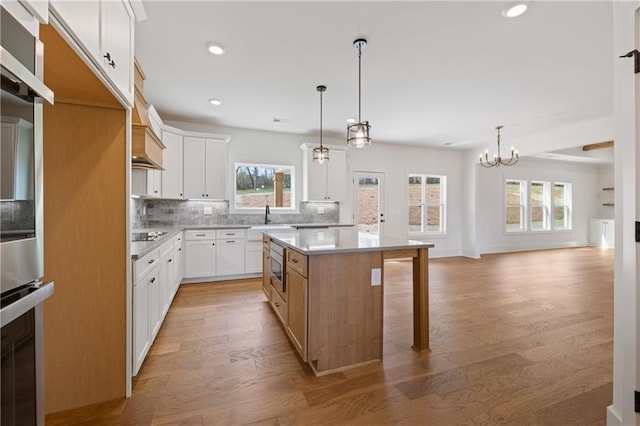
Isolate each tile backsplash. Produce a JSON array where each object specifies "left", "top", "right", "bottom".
[{"left": 132, "top": 198, "right": 339, "bottom": 227}]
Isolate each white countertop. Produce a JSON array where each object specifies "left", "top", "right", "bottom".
[{"left": 263, "top": 228, "right": 434, "bottom": 255}]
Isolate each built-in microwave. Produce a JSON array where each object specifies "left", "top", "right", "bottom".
[{"left": 269, "top": 241, "right": 286, "bottom": 298}]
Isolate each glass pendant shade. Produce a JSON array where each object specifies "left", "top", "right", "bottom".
[{"left": 347, "top": 121, "right": 371, "bottom": 148}]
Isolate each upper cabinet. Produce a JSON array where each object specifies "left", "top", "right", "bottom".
[
  {"left": 161, "top": 131, "right": 183, "bottom": 199},
  {"left": 183, "top": 137, "right": 226, "bottom": 200},
  {"left": 49, "top": 0, "right": 134, "bottom": 105},
  {"left": 301, "top": 145, "right": 346, "bottom": 202}
]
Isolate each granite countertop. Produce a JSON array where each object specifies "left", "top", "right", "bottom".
[
  {"left": 263, "top": 228, "right": 434, "bottom": 255},
  {"left": 130, "top": 223, "right": 354, "bottom": 260}
]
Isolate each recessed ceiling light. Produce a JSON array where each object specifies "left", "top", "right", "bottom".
[
  {"left": 502, "top": 2, "right": 528, "bottom": 18},
  {"left": 346, "top": 118, "right": 356, "bottom": 124},
  {"left": 209, "top": 98, "right": 222, "bottom": 106},
  {"left": 206, "top": 42, "right": 225, "bottom": 55}
]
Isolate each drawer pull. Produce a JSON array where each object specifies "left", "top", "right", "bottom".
[
  {"left": 168, "top": 259, "right": 173, "bottom": 263},
  {"left": 291, "top": 259, "right": 298, "bottom": 263},
  {"left": 150, "top": 277, "right": 156, "bottom": 284},
  {"left": 147, "top": 259, "right": 155, "bottom": 265},
  {"left": 195, "top": 234, "right": 206, "bottom": 237},
  {"left": 226, "top": 240, "right": 236, "bottom": 243},
  {"left": 275, "top": 302, "right": 280, "bottom": 307}
]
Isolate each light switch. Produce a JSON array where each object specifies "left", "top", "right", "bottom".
[
  {"left": 204, "top": 207, "right": 213, "bottom": 215},
  {"left": 318, "top": 207, "right": 325, "bottom": 214},
  {"left": 371, "top": 268, "right": 381, "bottom": 286}
]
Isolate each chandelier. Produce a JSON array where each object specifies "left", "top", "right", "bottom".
[
  {"left": 480, "top": 125, "right": 518, "bottom": 168},
  {"left": 313, "top": 85, "right": 329, "bottom": 164},
  {"left": 347, "top": 38, "right": 371, "bottom": 148}
]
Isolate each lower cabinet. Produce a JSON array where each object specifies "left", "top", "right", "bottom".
[
  {"left": 184, "top": 231, "right": 216, "bottom": 278},
  {"left": 286, "top": 267, "right": 307, "bottom": 360},
  {"left": 133, "top": 232, "right": 184, "bottom": 376},
  {"left": 216, "top": 239, "right": 245, "bottom": 276},
  {"left": 589, "top": 219, "right": 615, "bottom": 248}
]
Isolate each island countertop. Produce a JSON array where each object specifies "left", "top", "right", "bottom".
[{"left": 263, "top": 228, "right": 434, "bottom": 255}]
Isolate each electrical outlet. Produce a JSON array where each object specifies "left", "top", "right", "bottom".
[
  {"left": 204, "top": 207, "right": 213, "bottom": 215},
  {"left": 317, "top": 207, "right": 325, "bottom": 214},
  {"left": 371, "top": 268, "right": 381, "bottom": 286}
]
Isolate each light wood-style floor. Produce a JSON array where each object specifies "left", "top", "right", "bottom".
[{"left": 47, "top": 247, "right": 613, "bottom": 425}]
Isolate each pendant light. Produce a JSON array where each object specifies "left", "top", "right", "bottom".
[
  {"left": 347, "top": 38, "right": 371, "bottom": 148},
  {"left": 479, "top": 125, "right": 519, "bottom": 168},
  {"left": 313, "top": 85, "right": 329, "bottom": 164}
]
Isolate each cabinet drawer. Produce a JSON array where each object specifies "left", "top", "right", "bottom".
[
  {"left": 134, "top": 249, "right": 160, "bottom": 283},
  {"left": 185, "top": 230, "right": 215, "bottom": 241},
  {"left": 286, "top": 249, "right": 307, "bottom": 277},
  {"left": 159, "top": 239, "right": 173, "bottom": 257},
  {"left": 270, "top": 287, "right": 287, "bottom": 324},
  {"left": 216, "top": 229, "right": 245, "bottom": 240}
]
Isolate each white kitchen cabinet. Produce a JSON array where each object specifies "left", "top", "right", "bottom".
[
  {"left": 159, "top": 240, "right": 174, "bottom": 318},
  {"left": 301, "top": 145, "right": 346, "bottom": 201},
  {"left": 183, "top": 137, "right": 226, "bottom": 199},
  {"left": 172, "top": 233, "right": 183, "bottom": 296},
  {"left": 184, "top": 231, "right": 216, "bottom": 278},
  {"left": 133, "top": 260, "right": 159, "bottom": 375},
  {"left": 245, "top": 228, "right": 264, "bottom": 274},
  {"left": 214, "top": 229, "right": 245, "bottom": 276},
  {"left": 49, "top": 0, "right": 134, "bottom": 104},
  {"left": 590, "top": 219, "right": 615, "bottom": 249},
  {"left": 161, "top": 131, "right": 184, "bottom": 199},
  {"left": 132, "top": 168, "right": 161, "bottom": 197}
]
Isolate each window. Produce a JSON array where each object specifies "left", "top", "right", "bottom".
[
  {"left": 505, "top": 179, "right": 526, "bottom": 232},
  {"left": 554, "top": 182, "right": 572, "bottom": 230},
  {"left": 408, "top": 174, "right": 446, "bottom": 234},
  {"left": 504, "top": 179, "right": 572, "bottom": 232},
  {"left": 234, "top": 163, "right": 295, "bottom": 209},
  {"left": 530, "top": 181, "right": 551, "bottom": 231}
]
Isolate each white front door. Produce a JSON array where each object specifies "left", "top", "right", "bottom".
[{"left": 352, "top": 171, "right": 385, "bottom": 236}]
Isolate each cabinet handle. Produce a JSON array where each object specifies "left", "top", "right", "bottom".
[
  {"left": 212, "top": 243, "right": 215, "bottom": 246},
  {"left": 178, "top": 248, "right": 182, "bottom": 251},
  {"left": 275, "top": 302, "right": 280, "bottom": 307},
  {"left": 202, "top": 194, "right": 205, "bottom": 197},
  {"left": 147, "top": 259, "right": 155, "bottom": 265},
  {"left": 226, "top": 240, "right": 236, "bottom": 243},
  {"left": 103, "top": 52, "right": 115, "bottom": 68},
  {"left": 206, "top": 194, "right": 209, "bottom": 197},
  {"left": 195, "top": 234, "right": 206, "bottom": 237},
  {"left": 291, "top": 258, "right": 298, "bottom": 263},
  {"left": 168, "top": 259, "right": 173, "bottom": 263},
  {"left": 150, "top": 277, "right": 156, "bottom": 284}
]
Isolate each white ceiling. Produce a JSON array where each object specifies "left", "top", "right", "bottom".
[{"left": 135, "top": 1, "right": 613, "bottom": 154}]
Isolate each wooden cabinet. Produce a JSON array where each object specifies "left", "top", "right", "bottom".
[
  {"left": 301, "top": 145, "right": 346, "bottom": 201},
  {"left": 50, "top": 0, "right": 134, "bottom": 104},
  {"left": 215, "top": 231, "right": 245, "bottom": 276},
  {"left": 183, "top": 137, "right": 226, "bottom": 199},
  {"left": 286, "top": 263, "right": 307, "bottom": 360},
  {"left": 262, "top": 240, "right": 271, "bottom": 300},
  {"left": 184, "top": 231, "right": 216, "bottom": 278},
  {"left": 161, "top": 131, "right": 184, "bottom": 199},
  {"left": 131, "top": 168, "right": 161, "bottom": 197},
  {"left": 590, "top": 219, "right": 615, "bottom": 248}
]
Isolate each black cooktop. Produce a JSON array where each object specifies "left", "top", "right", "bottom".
[{"left": 131, "top": 231, "right": 167, "bottom": 242}]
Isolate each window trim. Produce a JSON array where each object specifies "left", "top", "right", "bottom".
[
  {"left": 505, "top": 179, "right": 527, "bottom": 233},
  {"left": 232, "top": 162, "right": 296, "bottom": 212},
  {"left": 530, "top": 180, "right": 551, "bottom": 231}
]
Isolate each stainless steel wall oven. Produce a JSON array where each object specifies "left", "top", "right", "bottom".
[{"left": 1, "top": 7, "right": 54, "bottom": 426}]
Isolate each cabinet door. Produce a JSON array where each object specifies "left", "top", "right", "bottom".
[
  {"left": 286, "top": 269, "right": 307, "bottom": 360},
  {"left": 160, "top": 253, "right": 174, "bottom": 318},
  {"left": 326, "top": 150, "right": 346, "bottom": 201},
  {"left": 172, "top": 245, "right": 182, "bottom": 297},
  {"left": 50, "top": 0, "right": 101, "bottom": 61},
  {"left": 149, "top": 269, "right": 161, "bottom": 338},
  {"left": 184, "top": 239, "right": 216, "bottom": 278},
  {"left": 262, "top": 248, "right": 271, "bottom": 300},
  {"left": 305, "top": 148, "right": 328, "bottom": 201},
  {"left": 245, "top": 241, "right": 262, "bottom": 274},
  {"left": 183, "top": 137, "right": 206, "bottom": 199},
  {"left": 133, "top": 276, "right": 150, "bottom": 375},
  {"left": 101, "top": 0, "right": 133, "bottom": 100},
  {"left": 603, "top": 220, "right": 615, "bottom": 248},
  {"left": 216, "top": 239, "right": 245, "bottom": 276},
  {"left": 161, "top": 131, "right": 184, "bottom": 199},
  {"left": 205, "top": 139, "right": 225, "bottom": 199}
]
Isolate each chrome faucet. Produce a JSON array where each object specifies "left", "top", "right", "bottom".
[{"left": 264, "top": 204, "right": 271, "bottom": 225}]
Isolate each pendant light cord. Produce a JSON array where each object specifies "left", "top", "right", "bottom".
[
  {"left": 320, "top": 89, "right": 323, "bottom": 148},
  {"left": 358, "top": 45, "right": 362, "bottom": 122}
]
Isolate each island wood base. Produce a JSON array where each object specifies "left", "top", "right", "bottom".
[{"left": 264, "top": 236, "right": 430, "bottom": 375}]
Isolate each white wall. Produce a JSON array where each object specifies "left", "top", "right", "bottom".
[
  {"left": 344, "top": 142, "right": 464, "bottom": 258},
  {"left": 476, "top": 157, "right": 599, "bottom": 254}
]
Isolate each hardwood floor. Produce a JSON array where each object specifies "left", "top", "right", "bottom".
[{"left": 46, "top": 247, "right": 613, "bottom": 425}]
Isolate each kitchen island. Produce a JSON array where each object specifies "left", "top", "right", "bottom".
[{"left": 262, "top": 228, "right": 434, "bottom": 375}]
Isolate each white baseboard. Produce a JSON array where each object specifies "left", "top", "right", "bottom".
[
  {"left": 606, "top": 405, "right": 624, "bottom": 426},
  {"left": 461, "top": 248, "right": 481, "bottom": 259},
  {"left": 479, "top": 241, "right": 587, "bottom": 255}
]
